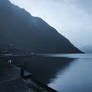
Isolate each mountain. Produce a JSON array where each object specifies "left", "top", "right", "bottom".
[
  {"left": 81, "top": 45, "right": 92, "bottom": 53},
  {"left": 0, "top": 0, "right": 82, "bottom": 53}
]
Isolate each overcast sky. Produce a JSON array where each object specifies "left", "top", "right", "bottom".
[{"left": 9, "top": 0, "right": 92, "bottom": 49}]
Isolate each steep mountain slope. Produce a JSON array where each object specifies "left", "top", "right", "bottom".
[{"left": 0, "top": 0, "right": 82, "bottom": 53}]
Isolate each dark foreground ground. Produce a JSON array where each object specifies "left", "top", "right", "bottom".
[{"left": 0, "top": 58, "right": 57, "bottom": 92}]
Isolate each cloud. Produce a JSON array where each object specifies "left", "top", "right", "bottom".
[{"left": 76, "top": 0, "right": 92, "bottom": 13}]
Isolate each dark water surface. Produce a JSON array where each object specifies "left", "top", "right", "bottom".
[
  {"left": 47, "top": 54, "right": 92, "bottom": 92},
  {"left": 3, "top": 53, "right": 92, "bottom": 92},
  {"left": 18, "top": 54, "right": 92, "bottom": 92}
]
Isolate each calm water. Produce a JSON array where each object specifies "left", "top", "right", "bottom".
[
  {"left": 14, "top": 54, "right": 92, "bottom": 92},
  {"left": 47, "top": 54, "right": 92, "bottom": 92}
]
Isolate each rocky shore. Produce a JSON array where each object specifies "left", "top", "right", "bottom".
[{"left": 0, "top": 57, "right": 57, "bottom": 92}]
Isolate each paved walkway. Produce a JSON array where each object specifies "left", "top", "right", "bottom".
[
  {"left": 0, "top": 58, "right": 56, "bottom": 92},
  {"left": 0, "top": 58, "right": 29, "bottom": 92}
]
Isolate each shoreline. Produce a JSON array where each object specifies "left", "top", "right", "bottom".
[{"left": 0, "top": 57, "right": 57, "bottom": 92}]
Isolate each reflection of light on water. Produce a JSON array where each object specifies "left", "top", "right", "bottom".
[
  {"left": 48, "top": 57, "right": 92, "bottom": 92},
  {"left": 39, "top": 54, "right": 92, "bottom": 59},
  {"left": 48, "top": 59, "right": 76, "bottom": 91},
  {"left": 56, "top": 54, "right": 92, "bottom": 59}
]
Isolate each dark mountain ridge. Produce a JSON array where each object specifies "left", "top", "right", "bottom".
[{"left": 0, "top": 0, "right": 82, "bottom": 53}]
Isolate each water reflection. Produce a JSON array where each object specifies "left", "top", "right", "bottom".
[
  {"left": 14, "top": 55, "right": 74, "bottom": 84},
  {"left": 48, "top": 55, "right": 92, "bottom": 92},
  {"left": 13, "top": 54, "right": 92, "bottom": 92}
]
